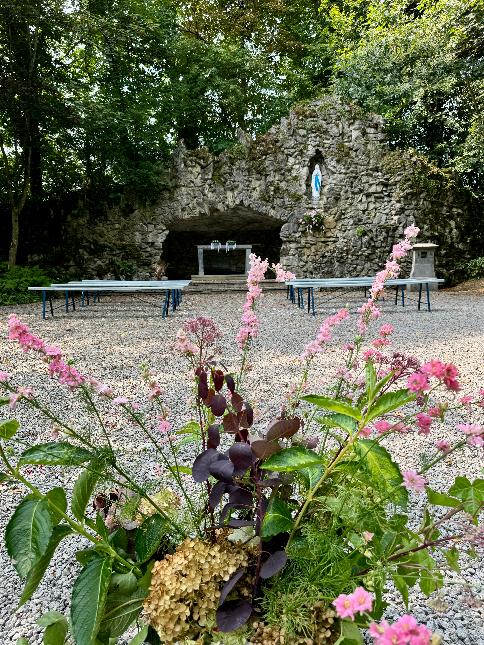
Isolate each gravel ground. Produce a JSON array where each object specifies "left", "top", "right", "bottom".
[{"left": 0, "top": 288, "right": 483, "bottom": 645}]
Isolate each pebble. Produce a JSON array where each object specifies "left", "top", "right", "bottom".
[{"left": 0, "top": 289, "right": 483, "bottom": 644}]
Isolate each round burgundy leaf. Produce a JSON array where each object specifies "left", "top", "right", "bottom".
[
  {"left": 209, "top": 481, "right": 226, "bottom": 509},
  {"left": 223, "top": 412, "right": 239, "bottom": 434},
  {"left": 213, "top": 369, "right": 225, "bottom": 392},
  {"left": 210, "top": 394, "right": 227, "bottom": 417},
  {"left": 266, "top": 417, "right": 301, "bottom": 441},
  {"left": 225, "top": 374, "right": 236, "bottom": 393},
  {"left": 216, "top": 599, "right": 252, "bottom": 632},
  {"left": 219, "top": 569, "right": 245, "bottom": 606},
  {"left": 207, "top": 424, "right": 221, "bottom": 449},
  {"left": 245, "top": 403, "right": 254, "bottom": 427},
  {"left": 192, "top": 448, "right": 220, "bottom": 483},
  {"left": 227, "top": 519, "right": 254, "bottom": 528},
  {"left": 231, "top": 392, "right": 244, "bottom": 413},
  {"left": 198, "top": 380, "right": 209, "bottom": 399},
  {"left": 260, "top": 550, "right": 288, "bottom": 579},
  {"left": 229, "top": 486, "right": 253, "bottom": 508},
  {"left": 209, "top": 459, "right": 234, "bottom": 483},
  {"left": 228, "top": 443, "right": 253, "bottom": 473},
  {"left": 251, "top": 439, "right": 281, "bottom": 460}
]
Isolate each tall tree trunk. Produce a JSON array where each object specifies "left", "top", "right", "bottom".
[{"left": 8, "top": 205, "right": 21, "bottom": 266}]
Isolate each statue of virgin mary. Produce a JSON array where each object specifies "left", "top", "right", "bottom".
[{"left": 311, "top": 164, "right": 322, "bottom": 200}]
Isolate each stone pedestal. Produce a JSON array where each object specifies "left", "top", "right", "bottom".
[
  {"left": 410, "top": 243, "right": 439, "bottom": 290},
  {"left": 197, "top": 244, "right": 252, "bottom": 276}
]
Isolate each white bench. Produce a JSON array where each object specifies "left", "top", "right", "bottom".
[
  {"left": 285, "top": 277, "right": 445, "bottom": 315},
  {"left": 28, "top": 280, "right": 190, "bottom": 319}
]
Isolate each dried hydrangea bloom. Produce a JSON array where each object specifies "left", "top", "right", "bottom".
[{"left": 143, "top": 538, "right": 249, "bottom": 642}]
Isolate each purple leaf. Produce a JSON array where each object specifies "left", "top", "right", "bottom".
[
  {"left": 228, "top": 443, "right": 253, "bottom": 473},
  {"left": 225, "top": 375, "right": 236, "bottom": 393},
  {"left": 192, "top": 448, "right": 220, "bottom": 483},
  {"left": 216, "top": 599, "right": 252, "bottom": 632},
  {"left": 251, "top": 440, "right": 281, "bottom": 460},
  {"left": 209, "top": 459, "right": 234, "bottom": 483},
  {"left": 266, "top": 418, "right": 301, "bottom": 441},
  {"left": 245, "top": 403, "right": 254, "bottom": 427},
  {"left": 235, "top": 428, "right": 248, "bottom": 442},
  {"left": 231, "top": 392, "right": 244, "bottom": 413},
  {"left": 198, "top": 380, "right": 209, "bottom": 399},
  {"left": 207, "top": 424, "right": 221, "bottom": 449},
  {"left": 213, "top": 369, "right": 225, "bottom": 392},
  {"left": 219, "top": 569, "right": 245, "bottom": 606},
  {"left": 223, "top": 412, "right": 239, "bottom": 434},
  {"left": 260, "top": 550, "right": 288, "bottom": 579},
  {"left": 209, "top": 481, "right": 226, "bottom": 509},
  {"left": 211, "top": 394, "right": 227, "bottom": 417},
  {"left": 229, "top": 486, "right": 253, "bottom": 508},
  {"left": 204, "top": 388, "right": 215, "bottom": 406},
  {"left": 227, "top": 519, "right": 254, "bottom": 528}
]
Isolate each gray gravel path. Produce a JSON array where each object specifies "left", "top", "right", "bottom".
[{"left": 0, "top": 289, "right": 482, "bottom": 644}]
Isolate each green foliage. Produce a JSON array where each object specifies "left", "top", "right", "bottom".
[
  {"left": 134, "top": 514, "right": 169, "bottom": 562},
  {"left": 354, "top": 440, "right": 407, "bottom": 508},
  {"left": 261, "top": 497, "right": 294, "bottom": 538},
  {"left": 70, "top": 553, "right": 113, "bottom": 645},
  {"left": 261, "top": 446, "right": 323, "bottom": 473},
  {"left": 0, "top": 419, "right": 20, "bottom": 439},
  {"left": 71, "top": 465, "right": 101, "bottom": 521},
  {"left": 18, "top": 442, "right": 94, "bottom": 467},
  {"left": 457, "top": 256, "right": 484, "bottom": 280},
  {"left": 0, "top": 264, "right": 53, "bottom": 305},
  {"left": 36, "top": 612, "right": 68, "bottom": 645}
]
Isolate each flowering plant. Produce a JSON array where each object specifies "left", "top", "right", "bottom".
[
  {"left": 1, "top": 229, "right": 483, "bottom": 644},
  {"left": 302, "top": 210, "right": 325, "bottom": 232}
]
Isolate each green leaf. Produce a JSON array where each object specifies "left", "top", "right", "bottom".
[
  {"left": 365, "top": 361, "right": 377, "bottom": 397},
  {"left": 365, "top": 389, "right": 416, "bottom": 424},
  {"left": 71, "top": 553, "right": 113, "bottom": 645},
  {"left": 175, "top": 421, "right": 200, "bottom": 435},
  {"left": 110, "top": 572, "right": 138, "bottom": 594},
  {"left": 261, "top": 497, "right": 293, "bottom": 538},
  {"left": 425, "top": 487, "right": 461, "bottom": 509},
  {"left": 172, "top": 465, "right": 192, "bottom": 475},
  {"left": 37, "top": 612, "right": 69, "bottom": 645},
  {"left": 354, "top": 440, "right": 407, "bottom": 508},
  {"left": 448, "top": 477, "right": 484, "bottom": 516},
  {"left": 0, "top": 397, "right": 10, "bottom": 407},
  {"left": 260, "top": 446, "right": 323, "bottom": 472},
  {"left": 299, "top": 464, "right": 324, "bottom": 489},
  {"left": 334, "top": 619, "right": 364, "bottom": 644},
  {"left": 72, "top": 465, "right": 101, "bottom": 521},
  {"left": 6, "top": 495, "right": 53, "bottom": 578},
  {"left": 45, "top": 488, "right": 67, "bottom": 525},
  {"left": 98, "top": 587, "right": 148, "bottom": 639},
  {"left": 0, "top": 419, "right": 20, "bottom": 439},
  {"left": 19, "top": 525, "right": 72, "bottom": 607},
  {"left": 445, "top": 546, "right": 461, "bottom": 573},
  {"left": 16, "top": 639, "right": 29, "bottom": 645},
  {"left": 316, "top": 413, "right": 357, "bottom": 434},
  {"left": 392, "top": 573, "right": 409, "bottom": 607},
  {"left": 19, "top": 442, "right": 94, "bottom": 467},
  {"left": 303, "top": 395, "right": 362, "bottom": 421},
  {"left": 128, "top": 626, "right": 149, "bottom": 645},
  {"left": 135, "top": 514, "right": 167, "bottom": 562}
]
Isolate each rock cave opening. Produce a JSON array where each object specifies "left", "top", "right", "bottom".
[{"left": 162, "top": 207, "right": 284, "bottom": 279}]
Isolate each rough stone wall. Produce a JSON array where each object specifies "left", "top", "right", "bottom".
[{"left": 59, "top": 96, "right": 480, "bottom": 279}]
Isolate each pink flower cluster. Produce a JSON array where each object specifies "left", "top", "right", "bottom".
[
  {"left": 271, "top": 262, "right": 296, "bottom": 282},
  {"left": 301, "top": 308, "right": 349, "bottom": 360},
  {"left": 8, "top": 315, "right": 85, "bottom": 390},
  {"left": 407, "top": 359, "right": 460, "bottom": 394},
  {"left": 358, "top": 225, "right": 420, "bottom": 334},
  {"left": 402, "top": 469, "right": 427, "bottom": 492},
  {"left": 369, "top": 615, "right": 433, "bottom": 644},
  {"left": 457, "top": 423, "right": 484, "bottom": 447},
  {"left": 175, "top": 316, "right": 221, "bottom": 357},
  {"left": 236, "top": 254, "right": 269, "bottom": 349},
  {"left": 333, "top": 586, "right": 373, "bottom": 620}
]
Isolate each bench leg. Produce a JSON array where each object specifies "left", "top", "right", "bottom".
[
  {"left": 394, "top": 286, "right": 398, "bottom": 306},
  {"left": 48, "top": 295, "right": 54, "bottom": 317},
  {"left": 42, "top": 290, "right": 47, "bottom": 320},
  {"left": 162, "top": 290, "right": 169, "bottom": 318},
  {"left": 71, "top": 294, "right": 76, "bottom": 311},
  {"left": 401, "top": 286, "right": 405, "bottom": 307},
  {"left": 65, "top": 290, "right": 69, "bottom": 312},
  {"left": 311, "top": 288, "right": 316, "bottom": 316},
  {"left": 307, "top": 287, "right": 311, "bottom": 314},
  {"left": 81, "top": 291, "right": 85, "bottom": 307},
  {"left": 426, "top": 283, "right": 431, "bottom": 312},
  {"left": 418, "top": 283, "right": 422, "bottom": 311}
]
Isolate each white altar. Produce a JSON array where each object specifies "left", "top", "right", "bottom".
[{"left": 197, "top": 244, "right": 252, "bottom": 276}]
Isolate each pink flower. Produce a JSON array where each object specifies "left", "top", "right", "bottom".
[
  {"left": 421, "top": 359, "right": 446, "bottom": 379},
  {"left": 271, "top": 262, "right": 296, "bottom": 282},
  {"left": 301, "top": 308, "right": 349, "bottom": 360},
  {"left": 174, "top": 329, "right": 197, "bottom": 356},
  {"left": 435, "top": 439, "right": 451, "bottom": 453},
  {"left": 379, "top": 323, "right": 394, "bottom": 336},
  {"left": 372, "top": 337, "right": 390, "bottom": 348},
  {"left": 370, "top": 615, "right": 432, "bottom": 645},
  {"left": 428, "top": 406, "right": 443, "bottom": 418},
  {"left": 402, "top": 470, "right": 427, "bottom": 492},
  {"left": 0, "top": 371, "right": 10, "bottom": 382},
  {"left": 468, "top": 435, "right": 484, "bottom": 447},
  {"left": 407, "top": 372, "right": 430, "bottom": 393},
  {"left": 359, "top": 426, "right": 372, "bottom": 437},
  {"left": 404, "top": 225, "right": 420, "bottom": 238},
  {"left": 112, "top": 396, "right": 129, "bottom": 405},
  {"left": 158, "top": 419, "right": 172, "bottom": 433},
  {"left": 457, "top": 423, "right": 483, "bottom": 436},
  {"left": 236, "top": 255, "right": 268, "bottom": 350},
  {"left": 333, "top": 587, "right": 373, "bottom": 621},
  {"left": 363, "top": 531, "right": 374, "bottom": 542},
  {"left": 374, "top": 420, "right": 391, "bottom": 434},
  {"left": 459, "top": 395, "right": 473, "bottom": 406},
  {"left": 9, "top": 393, "right": 20, "bottom": 409},
  {"left": 416, "top": 412, "right": 432, "bottom": 436}
]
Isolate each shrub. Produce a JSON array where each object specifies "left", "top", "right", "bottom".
[
  {"left": 0, "top": 263, "right": 54, "bottom": 305},
  {"left": 456, "top": 256, "right": 484, "bottom": 280}
]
